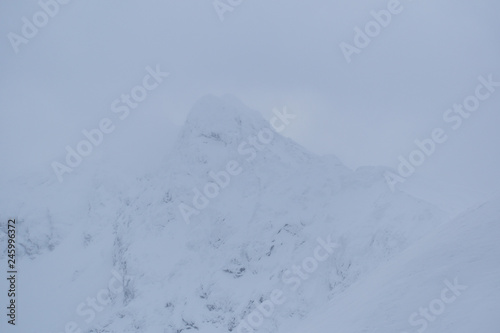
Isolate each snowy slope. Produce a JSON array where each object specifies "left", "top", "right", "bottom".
[
  {"left": 0, "top": 95, "right": 468, "bottom": 333},
  {"left": 285, "top": 199, "right": 500, "bottom": 333}
]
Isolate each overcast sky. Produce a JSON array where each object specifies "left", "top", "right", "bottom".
[{"left": 1, "top": 0, "right": 499, "bottom": 209}]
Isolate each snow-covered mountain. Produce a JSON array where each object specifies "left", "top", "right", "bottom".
[{"left": 2, "top": 95, "right": 497, "bottom": 333}]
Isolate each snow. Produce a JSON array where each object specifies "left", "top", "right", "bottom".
[
  {"left": 285, "top": 199, "right": 500, "bottom": 333},
  {"left": 0, "top": 95, "right": 498, "bottom": 333}
]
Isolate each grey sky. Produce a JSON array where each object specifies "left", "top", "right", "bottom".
[{"left": 1, "top": 0, "right": 499, "bottom": 207}]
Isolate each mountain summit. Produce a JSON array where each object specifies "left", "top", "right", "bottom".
[{"left": 91, "top": 95, "right": 447, "bottom": 332}]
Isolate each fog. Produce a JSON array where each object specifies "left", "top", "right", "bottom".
[{"left": 1, "top": 0, "right": 499, "bottom": 207}]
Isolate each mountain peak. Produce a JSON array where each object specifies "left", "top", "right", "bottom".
[
  {"left": 173, "top": 94, "right": 302, "bottom": 165},
  {"left": 185, "top": 94, "right": 266, "bottom": 136}
]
